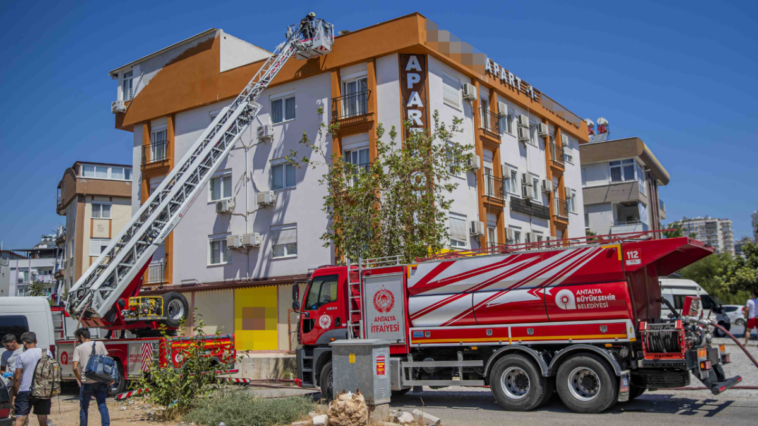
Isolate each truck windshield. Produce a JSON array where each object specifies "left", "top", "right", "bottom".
[{"left": 305, "top": 274, "right": 338, "bottom": 310}]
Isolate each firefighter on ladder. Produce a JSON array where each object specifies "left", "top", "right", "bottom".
[{"left": 300, "top": 12, "right": 316, "bottom": 41}]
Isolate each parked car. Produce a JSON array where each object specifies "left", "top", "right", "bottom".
[
  {"left": 722, "top": 305, "right": 746, "bottom": 327},
  {"left": 0, "top": 376, "right": 11, "bottom": 426},
  {"left": 659, "top": 277, "right": 732, "bottom": 337}
]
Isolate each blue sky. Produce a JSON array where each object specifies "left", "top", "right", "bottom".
[{"left": 1, "top": 0, "right": 756, "bottom": 249}]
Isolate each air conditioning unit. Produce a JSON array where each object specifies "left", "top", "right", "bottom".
[
  {"left": 256, "top": 191, "right": 275, "bottom": 207},
  {"left": 462, "top": 83, "right": 477, "bottom": 101},
  {"left": 517, "top": 127, "right": 530, "bottom": 142},
  {"left": 497, "top": 102, "right": 508, "bottom": 118},
  {"left": 466, "top": 154, "right": 481, "bottom": 171},
  {"left": 469, "top": 220, "right": 484, "bottom": 236},
  {"left": 501, "top": 164, "right": 512, "bottom": 178},
  {"left": 506, "top": 228, "right": 514, "bottom": 242},
  {"left": 517, "top": 115, "right": 530, "bottom": 128},
  {"left": 226, "top": 235, "right": 242, "bottom": 249},
  {"left": 241, "top": 233, "right": 262, "bottom": 248},
  {"left": 215, "top": 198, "right": 236, "bottom": 214},
  {"left": 561, "top": 135, "right": 569, "bottom": 148},
  {"left": 542, "top": 179, "right": 553, "bottom": 193},
  {"left": 257, "top": 124, "right": 274, "bottom": 141},
  {"left": 111, "top": 100, "right": 126, "bottom": 114},
  {"left": 538, "top": 123, "right": 549, "bottom": 136}
]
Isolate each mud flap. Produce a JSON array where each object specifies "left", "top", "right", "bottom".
[
  {"left": 617, "top": 370, "right": 630, "bottom": 402},
  {"left": 695, "top": 355, "right": 742, "bottom": 395}
]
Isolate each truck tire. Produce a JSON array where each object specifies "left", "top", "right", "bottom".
[
  {"left": 320, "top": 361, "right": 334, "bottom": 401},
  {"left": 490, "top": 354, "right": 550, "bottom": 411},
  {"left": 163, "top": 292, "right": 189, "bottom": 328},
  {"left": 108, "top": 360, "right": 126, "bottom": 396},
  {"left": 556, "top": 354, "right": 617, "bottom": 413}
]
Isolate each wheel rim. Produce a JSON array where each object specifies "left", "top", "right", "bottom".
[
  {"left": 327, "top": 369, "right": 334, "bottom": 398},
  {"left": 567, "top": 367, "right": 601, "bottom": 402},
  {"left": 109, "top": 370, "right": 122, "bottom": 394},
  {"left": 167, "top": 299, "right": 185, "bottom": 320},
  {"left": 501, "top": 366, "right": 530, "bottom": 399}
]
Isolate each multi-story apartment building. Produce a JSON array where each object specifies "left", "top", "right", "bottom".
[
  {"left": 580, "top": 137, "right": 668, "bottom": 236},
  {"left": 109, "top": 14, "right": 588, "bottom": 353},
  {"left": 5, "top": 236, "right": 58, "bottom": 297},
  {"left": 734, "top": 236, "right": 754, "bottom": 258},
  {"left": 56, "top": 161, "right": 133, "bottom": 295},
  {"left": 1, "top": 250, "right": 26, "bottom": 297},
  {"left": 676, "top": 216, "right": 735, "bottom": 256}
]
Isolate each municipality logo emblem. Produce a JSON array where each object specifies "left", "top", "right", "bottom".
[
  {"left": 556, "top": 289, "right": 576, "bottom": 310},
  {"left": 373, "top": 286, "right": 395, "bottom": 314}
]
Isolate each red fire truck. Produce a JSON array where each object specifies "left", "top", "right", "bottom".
[{"left": 294, "top": 232, "right": 742, "bottom": 413}]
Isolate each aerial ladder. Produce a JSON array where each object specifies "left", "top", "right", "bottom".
[{"left": 66, "top": 14, "right": 334, "bottom": 335}]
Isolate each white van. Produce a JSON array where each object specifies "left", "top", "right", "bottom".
[
  {"left": 659, "top": 277, "right": 731, "bottom": 336},
  {"left": 0, "top": 297, "right": 56, "bottom": 358}
]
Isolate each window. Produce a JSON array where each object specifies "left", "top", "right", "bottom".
[
  {"left": 569, "top": 189, "right": 577, "bottom": 213},
  {"left": 271, "top": 94, "right": 295, "bottom": 124},
  {"left": 537, "top": 235, "right": 543, "bottom": 242},
  {"left": 442, "top": 73, "right": 461, "bottom": 109},
  {"left": 210, "top": 173, "right": 232, "bottom": 201},
  {"left": 563, "top": 135, "right": 573, "bottom": 164},
  {"left": 344, "top": 148, "right": 370, "bottom": 173},
  {"left": 532, "top": 177, "right": 540, "bottom": 201},
  {"left": 125, "top": 168, "right": 132, "bottom": 181},
  {"left": 304, "top": 275, "right": 339, "bottom": 310},
  {"left": 0, "top": 315, "right": 29, "bottom": 343},
  {"left": 449, "top": 213, "right": 468, "bottom": 248},
  {"left": 271, "top": 224, "right": 297, "bottom": 258},
  {"left": 585, "top": 213, "right": 590, "bottom": 228},
  {"left": 90, "top": 239, "right": 110, "bottom": 256},
  {"left": 342, "top": 77, "right": 368, "bottom": 117},
  {"left": 91, "top": 203, "right": 111, "bottom": 219},
  {"left": 271, "top": 163, "right": 296, "bottom": 190},
  {"left": 209, "top": 237, "right": 231, "bottom": 265},
  {"left": 529, "top": 123, "right": 538, "bottom": 146},
  {"left": 111, "top": 167, "right": 125, "bottom": 180},
  {"left": 514, "top": 230, "right": 521, "bottom": 244},
  {"left": 150, "top": 127, "right": 168, "bottom": 162},
  {"left": 637, "top": 163, "right": 646, "bottom": 195},
  {"left": 500, "top": 108, "right": 513, "bottom": 134},
  {"left": 81, "top": 164, "right": 132, "bottom": 180},
  {"left": 122, "top": 70, "right": 133, "bottom": 101},
  {"left": 610, "top": 159, "right": 635, "bottom": 183},
  {"left": 505, "top": 168, "right": 519, "bottom": 194}
]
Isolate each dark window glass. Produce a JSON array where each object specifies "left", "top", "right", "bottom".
[
  {"left": 304, "top": 275, "right": 339, "bottom": 310},
  {"left": 0, "top": 315, "right": 29, "bottom": 343}
]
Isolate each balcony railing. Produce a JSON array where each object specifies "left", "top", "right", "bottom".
[
  {"left": 550, "top": 143, "right": 565, "bottom": 167},
  {"left": 345, "top": 162, "right": 372, "bottom": 186},
  {"left": 611, "top": 221, "right": 648, "bottom": 234},
  {"left": 480, "top": 108, "right": 501, "bottom": 137},
  {"left": 483, "top": 174, "right": 505, "bottom": 201},
  {"left": 142, "top": 141, "right": 169, "bottom": 165},
  {"left": 553, "top": 198, "right": 569, "bottom": 219},
  {"left": 332, "top": 90, "right": 370, "bottom": 121},
  {"left": 147, "top": 262, "right": 166, "bottom": 284}
]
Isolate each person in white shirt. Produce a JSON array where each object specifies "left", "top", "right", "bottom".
[
  {"left": 13, "top": 332, "right": 51, "bottom": 426},
  {"left": 744, "top": 290, "right": 758, "bottom": 346},
  {"left": 72, "top": 328, "right": 112, "bottom": 426}
]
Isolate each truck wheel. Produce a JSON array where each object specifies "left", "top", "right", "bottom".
[
  {"left": 108, "top": 361, "right": 126, "bottom": 396},
  {"left": 627, "top": 386, "right": 645, "bottom": 401},
  {"left": 490, "top": 354, "right": 549, "bottom": 411},
  {"left": 319, "top": 361, "right": 334, "bottom": 401},
  {"left": 163, "top": 292, "right": 189, "bottom": 328},
  {"left": 556, "top": 354, "right": 617, "bottom": 413}
]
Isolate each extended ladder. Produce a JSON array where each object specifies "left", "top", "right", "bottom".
[
  {"left": 67, "top": 16, "right": 334, "bottom": 320},
  {"left": 346, "top": 255, "right": 403, "bottom": 339}
]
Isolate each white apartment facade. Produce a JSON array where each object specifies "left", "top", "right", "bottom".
[
  {"left": 678, "top": 216, "right": 735, "bottom": 256},
  {"left": 109, "top": 14, "right": 589, "bottom": 352}
]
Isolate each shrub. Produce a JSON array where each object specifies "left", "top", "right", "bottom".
[{"left": 184, "top": 390, "right": 315, "bottom": 426}]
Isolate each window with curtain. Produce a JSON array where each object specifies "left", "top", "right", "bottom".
[
  {"left": 122, "top": 70, "right": 133, "bottom": 100},
  {"left": 610, "top": 159, "right": 635, "bottom": 183},
  {"left": 272, "top": 225, "right": 298, "bottom": 258},
  {"left": 342, "top": 77, "right": 368, "bottom": 117},
  {"left": 449, "top": 213, "right": 467, "bottom": 248},
  {"left": 271, "top": 95, "right": 296, "bottom": 124},
  {"left": 111, "top": 167, "right": 124, "bottom": 180},
  {"left": 509, "top": 169, "right": 519, "bottom": 194},
  {"left": 91, "top": 203, "right": 111, "bottom": 219},
  {"left": 442, "top": 73, "right": 461, "bottom": 109},
  {"left": 532, "top": 177, "right": 540, "bottom": 202},
  {"left": 209, "top": 238, "right": 230, "bottom": 265},
  {"left": 271, "top": 163, "right": 296, "bottom": 190},
  {"left": 637, "top": 163, "right": 646, "bottom": 195},
  {"left": 210, "top": 173, "right": 232, "bottom": 201},
  {"left": 89, "top": 239, "right": 110, "bottom": 256}
]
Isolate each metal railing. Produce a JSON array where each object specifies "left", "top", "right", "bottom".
[
  {"left": 550, "top": 143, "right": 565, "bottom": 167},
  {"left": 480, "top": 108, "right": 501, "bottom": 137},
  {"left": 345, "top": 162, "right": 372, "bottom": 186},
  {"left": 142, "top": 141, "right": 169, "bottom": 165},
  {"left": 332, "top": 90, "right": 370, "bottom": 120},
  {"left": 553, "top": 198, "right": 569, "bottom": 219},
  {"left": 147, "top": 262, "right": 166, "bottom": 284},
  {"left": 483, "top": 174, "right": 505, "bottom": 201}
]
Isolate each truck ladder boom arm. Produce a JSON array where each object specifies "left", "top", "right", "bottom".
[{"left": 67, "top": 20, "right": 323, "bottom": 319}]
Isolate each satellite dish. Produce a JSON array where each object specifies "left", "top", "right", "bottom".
[
  {"left": 597, "top": 117, "right": 608, "bottom": 126},
  {"left": 584, "top": 118, "right": 595, "bottom": 127}
]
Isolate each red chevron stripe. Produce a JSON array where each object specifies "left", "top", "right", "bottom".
[{"left": 409, "top": 254, "right": 522, "bottom": 296}]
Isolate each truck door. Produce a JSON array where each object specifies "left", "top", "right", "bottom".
[{"left": 300, "top": 274, "right": 342, "bottom": 346}]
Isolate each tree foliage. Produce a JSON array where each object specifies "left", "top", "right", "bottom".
[
  {"left": 27, "top": 281, "right": 47, "bottom": 297},
  {"left": 288, "top": 110, "right": 473, "bottom": 263},
  {"left": 676, "top": 245, "right": 757, "bottom": 304},
  {"left": 662, "top": 222, "right": 682, "bottom": 238},
  {"left": 716, "top": 243, "right": 758, "bottom": 294}
]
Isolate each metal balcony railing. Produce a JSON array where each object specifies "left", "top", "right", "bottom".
[
  {"left": 553, "top": 198, "right": 569, "bottom": 219},
  {"left": 142, "top": 141, "right": 169, "bottom": 165},
  {"left": 147, "top": 262, "right": 166, "bottom": 284},
  {"left": 332, "top": 90, "right": 370, "bottom": 121},
  {"left": 480, "top": 108, "right": 501, "bottom": 137},
  {"left": 345, "top": 162, "right": 372, "bottom": 186},
  {"left": 550, "top": 143, "right": 565, "bottom": 167},
  {"left": 483, "top": 174, "right": 505, "bottom": 201}
]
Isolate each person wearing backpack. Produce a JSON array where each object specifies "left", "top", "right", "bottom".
[
  {"left": 72, "top": 329, "right": 113, "bottom": 426},
  {"left": 12, "top": 332, "right": 55, "bottom": 426}
]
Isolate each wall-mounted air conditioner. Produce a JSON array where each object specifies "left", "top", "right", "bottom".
[
  {"left": 542, "top": 179, "right": 553, "bottom": 193},
  {"left": 111, "top": 101, "right": 126, "bottom": 114},
  {"left": 469, "top": 220, "right": 484, "bottom": 236},
  {"left": 257, "top": 124, "right": 274, "bottom": 141},
  {"left": 466, "top": 154, "right": 481, "bottom": 171},
  {"left": 502, "top": 164, "right": 512, "bottom": 178},
  {"left": 226, "top": 235, "right": 242, "bottom": 249},
  {"left": 538, "top": 123, "right": 549, "bottom": 136},
  {"left": 215, "top": 198, "right": 236, "bottom": 214},
  {"left": 497, "top": 102, "right": 508, "bottom": 118},
  {"left": 241, "top": 233, "right": 262, "bottom": 248},
  {"left": 256, "top": 191, "right": 275, "bottom": 207},
  {"left": 517, "top": 127, "right": 530, "bottom": 142},
  {"left": 517, "top": 115, "right": 530, "bottom": 128},
  {"left": 462, "top": 83, "right": 477, "bottom": 101}
]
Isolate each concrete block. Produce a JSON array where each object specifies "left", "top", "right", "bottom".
[
  {"left": 412, "top": 409, "right": 441, "bottom": 425},
  {"left": 313, "top": 414, "right": 328, "bottom": 426},
  {"left": 369, "top": 404, "right": 391, "bottom": 422},
  {"left": 233, "top": 354, "right": 297, "bottom": 380},
  {"left": 394, "top": 411, "right": 414, "bottom": 424}
]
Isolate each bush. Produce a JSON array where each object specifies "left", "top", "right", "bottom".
[{"left": 184, "top": 390, "right": 315, "bottom": 426}]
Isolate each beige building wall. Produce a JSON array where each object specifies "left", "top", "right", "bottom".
[
  {"left": 83, "top": 196, "right": 131, "bottom": 269},
  {"left": 277, "top": 284, "right": 305, "bottom": 353},
  {"left": 191, "top": 289, "right": 234, "bottom": 336}
]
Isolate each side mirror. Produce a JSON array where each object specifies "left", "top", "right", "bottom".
[
  {"left": 292, "top": 284, "right": 300, "bottom": 303},
  {"left": 292, "top": 300, "right": 301, "bottom": 311}
]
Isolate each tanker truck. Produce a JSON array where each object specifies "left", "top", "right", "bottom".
[{"left": 293, "top": 232, "right": 742, "bottom": 413}]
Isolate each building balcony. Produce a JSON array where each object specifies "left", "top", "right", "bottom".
[
  {"left": 147, "top": 262, "right": 166, "bottom": 285},
  {"left": 611, "top": 221, "right": 648, "bottom": 234},
  {"left": 483, "top": 174, "right": 506, "bottom": 205},
  {"left": 550, "top": 143, "right": 565, "bottom": 169},
  {"left": 331, "top": 90, "right": 372, "bottom": 133},
  {"left": 553, "top": 198, "right": 569, "bottom": 222},
  {"left": 479, "top": 108, "right": 501, "bottom": 141},
  {"left": 142, "top": 141, "right": 170, "bottom": 169}
]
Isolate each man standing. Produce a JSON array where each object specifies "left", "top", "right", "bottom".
[
  {"left": 72, "top": 329, "right": 111, "bottom": 426},
  {"left": 1, "top": 334, "right": 24, "bottom": 424},
  {"left": 745, "top": 290, "right": 758, "bottom": 346},
  {"left": 12, "top": 332, "right": 51, "bottom": 426}
]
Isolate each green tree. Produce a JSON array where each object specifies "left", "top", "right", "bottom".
[
  {"left": 716, "top": 243, "right": 758, "bottom": 294},
  {"left": 27, "top": 281, "right": 47, "bottom": 297},
  {"left": 288, "top": 110, "right": 473, "bottom": 263},
  {"left": 663, "top": 222, "right": 682, "bottom": 238}
]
